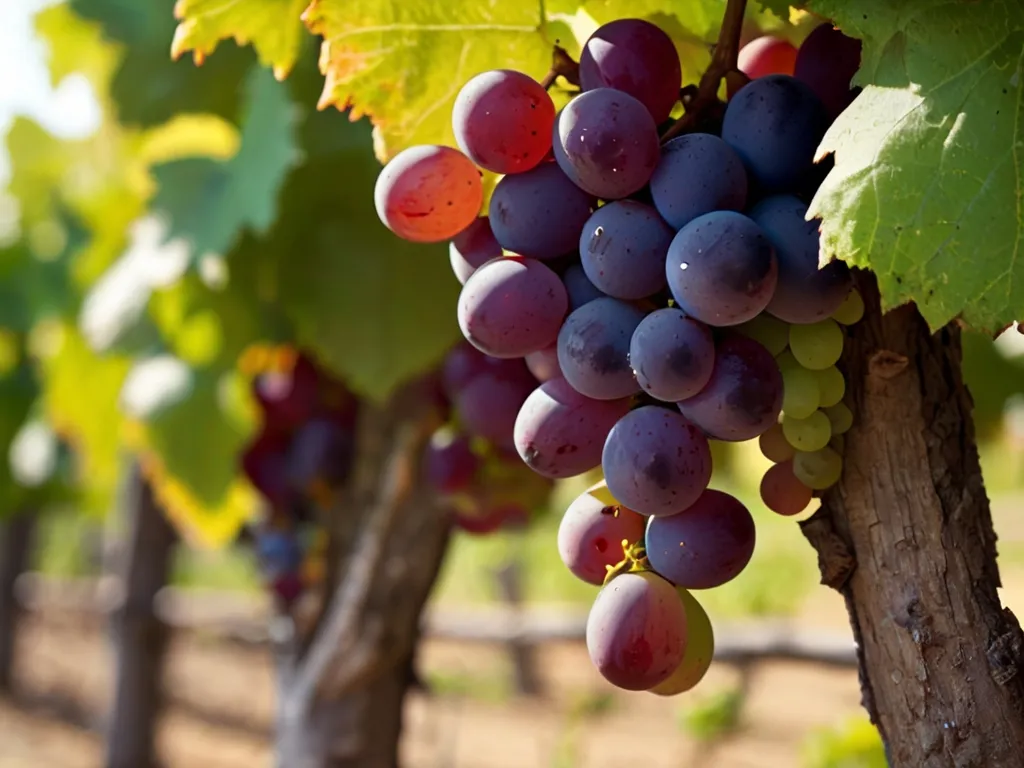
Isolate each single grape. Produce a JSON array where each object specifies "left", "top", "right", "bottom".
[
  {"left": 423, "top": 427, "right": 479, "bottom": 494},
  {"left": 793, "top": 445, "right": 843, "bottom": 490},
  {"left": 748, "top": 196, "right": 853, "bottom": 324},
  {"left": 553, "top": 88, "right": 660, "bottom": 200},
  {"left": 452, "top": 69, "right": 555, "bottom": 174},
  {"left": 816, "top": 366, "right": 846, "bottom": 408},
  {"left": 789, "top": 319, "right": 844, "bottom": 370},
  {"left": 825, "top": 402, "right": 853, "bottom": 435},
  {"left": 645, "top": 489, "right": 756, "bottom": 589},
  {"left": 760, "top": 460, "right": 813, "bottom": 516},
  {"left": 557, "top": 490, "right": 647, "bottom": 585},
  {"left": 514, "top": 377, "right": 631, "bottom": 479},
  {"left": 630, "top": 308, "right": 715, "bottom": 402},
  {"left": 441, "top": 342, "right": 532, "bottom": 399},
  {"left": 721, "top": 75, "right": 828, "bottom": 192},
  {"left": 241, "top": 431, "right": 292, "bottom": 507},
  {"left": 286, "top": 417, "right": 355, "bottom": 492},
  {"left": 649, "top": 134, "right": 748, "bottom": 230},
  {"left": 563, "top": 263, "right": 607, "bottom": 310},
  {"left": 601, "top": 405, "right": 713, "bottom": 517},
  {"left": 759, "top": 422, "right": 795, "bottom": 463},
  {"left": 458, "top": 256, "right": 568, "bottom": 358},
  {"left": 782, "top": 410, "right": 832, "bottom": 451},
  {"left": 734, "top": 313, "right": 790, "bottom": 356},
  {"left": 579, "top": 18, "right": 682, "bottom": 123},
  {"left": 579, "top": 201, "right": 672, "bottom": 299},
  {"left": 832, "top": 289, "right": 865, "bottom": 325},
  {"left": 489, "top": 162, "right": 595, "bottom": 259},
  {"left": 649, "top": 589, "right": 714, "bottom": 696},
  {"left": 738, "top": 36, "right": 798, "bottom": 79},
  {"left": 666, "top": 211, "right": 777, "bottom": 327},
  {"left": 794, "top": 23, "right": 863, "bottom": 120},
  {"left": 524, "top": 343, "right": 561, "bottom": 382},
  {"left": 449, "top": 217, "right": 503, "bottom": 285},
  {"left": 253, "top": 353, "right": 320, "bottom": 431},
  {"left": 677, "top": 334, "right": 783, "bottom": 442},
  {"left": 455, "top": 365, "right": 537, "bottom": 449},
  {"left": 586, "top": 571, "right": 687, "bottom": 690},
  {"left": 557, "top": 297, "right": 645, "bottom": 400},
  {"left": 374, "top": 144, "right": 483, "bottom": 243},
  {"left": 777, "top": 349, "right": 820, "bottom": 419}
]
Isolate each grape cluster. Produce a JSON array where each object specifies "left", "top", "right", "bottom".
[
  {"left": 238, "top": 346, "right": 357, "bottom": 605},
  {"left": 425, "top": 342, "right": 554, "bottom": 535},
  {"left": 375, "top": 18, "right": 862, "bottom": 695}
]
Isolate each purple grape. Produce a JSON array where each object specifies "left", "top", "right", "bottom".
[
  {"left": 586, "top": 571, "right": 687, "bottom": 690},
  {"left": 563, "top": 263, "right": 607, "bottom": 310},
  {"left": 452, "top": 69, "right": 556, "bottom": 174},
  {"left": 721, "top": 74, "right": 828, "bottom": 192},
  {"left": 514, "top": 377, "right": 631, "bottom": 479},
  {"left": 241, "top": 430, "right": 292, "bottom": 507},
  {"left": 629, "top": 308, "right": 715, "bottom": 402},
  {"left": 458, "top": 256, "right": 568, "bottom": 358},
  {"left": 666, "top": 211, "right": 777, "bottom": 326},
  {"left": 441, "top": 342, "right": 494, "bottom": 397},
  {"left": 424, "top": 428, "right": 480, "bottom": 493},
  {"left": 748, "top": 195, "right": 852, "bottom": 324},
  {"left": 677, "top": 334, "right": 782, "bottom": 441},
  {"left": 557, "top": 297, "right": 645, "bottom": 400},
  {"left": 455, "top": 365, "right": 536, "bottom": 449},
  {"left": 646, "top": 489, "right": 756, "bottom": 589},
  {"left": 286, "top": 418, "right": 355, "bottom": 491},
  {"left": 252, "top": 353, "right": 320, "bottom": 431},
  {"left": 649, "top": 134, "right": 748, "bottom": 230},
  {"left": 525, "top": 343, "right": 561, "bottom": 382},
  {"left": 489, "top": 162, "right": 595, "bottom": 259},
  {"left": 558, "top": 490, "right": 647, "bottom": 585},
  {"left": 449, "top": 217, "right": 503, "bottom": 285},
  {"left": 579, "top": 201, "right": 672, "bottom": 300},
  {"left": 601, "top": 405, "right": 712, "bottom": 517},
  {"left": 794, "top": 24, "right": 862, "bottom": 120},
  {"left": 553, "top": 88, "right": 660, "bottom": 200},
  {"left": 579, "top": 19, "right": 682, "bottom": 123}
]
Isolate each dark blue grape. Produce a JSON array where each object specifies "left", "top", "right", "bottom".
[
  {"left": 649, "top": 134, "right": 747, "bottom": 230},
  {"left": 629, "top": 308, "right": 715, "bottom": 402},
  {"left": 579, "top": 201, "right": 671, "bottom": 300},
  {"left": 557, "top": 297, "right": 645, "bottom": 400},
  {"left": 563, "top": 263, "right": 607, "bottom": 310}
]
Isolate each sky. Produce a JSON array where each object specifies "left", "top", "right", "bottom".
[{"left": 0, "top": 0, "right": 100, "bottom": 183}]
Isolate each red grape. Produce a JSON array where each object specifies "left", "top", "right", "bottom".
[
  {"left": 738, "top": 36, "right": 798, "bottom": 80},
  {"left": 760, "top": 460, "right": 813, "bottom": 516},
  {"left": 557, "top": 490, "right": 646, "bottom": 585}
]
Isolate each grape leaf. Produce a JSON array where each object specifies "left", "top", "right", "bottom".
[
  {"left": 172, "top": 0, "right": 309, "bottom": 79},
  {"left": 150, "top": 65, "right": 300, "bottom": 262},
  {"left": 807, "top": 0, "right": 1024, "bottom": 333},
  {"left": 302, "top": 0, "right": 555, "bottom": 161}
]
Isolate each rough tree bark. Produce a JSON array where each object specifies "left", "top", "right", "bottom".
[
  {"left": 0, "top": 509, "right": 37, "bottom": 693},
  {"left": 801, "top": 273, "right": 1024, "bottom": 767},
  {"left": 105, "top": 465, "right": 178, "bottom": 768},
  {"left": 275, "top": 380, "right": 450, "bottom": 768}
]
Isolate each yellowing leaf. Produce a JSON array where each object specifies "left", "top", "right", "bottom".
[
  {"left": 172, "top": 0, "right": 310, "bottom": 79},
  {"left": 302, "top": 0, "right": 555, "bottom": 160}
]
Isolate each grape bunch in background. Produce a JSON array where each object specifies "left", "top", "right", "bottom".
[
  {"left": 239, "top": 346, "right": 357, "bottom": 606},
  {"left": 375, "top": 17, "right": 864, "bottom": 695}
]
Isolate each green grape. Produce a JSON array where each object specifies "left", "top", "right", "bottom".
[
  {"left": 789, "top": 319, "right": 844, "bottom": 370},
  {"left": 782, "top": 410, "right": 832, "bottom": 451},
  {"left": 815, "top": 366, "right": 846, "bottom": 408},
  {"left": 832, "top": 289, "right": 864, "bottom": 325},
  {"left": 829, "top": 433, "right": 845, "bottom": 453},
  {"left": 825, "top": 402, "right": 853, "bottom": 434},
  {"left": 759, "top": 422, "right": 795, "bottom": 463},
  {"left": 650, "top": 588, "right": 714, "bottom": 696},
  {"left": 793, "top": 446, "right": 843, "bottom": 490},
  {"left": 777, "top": 350, "right": 820, "bottom": 419},
  {"left": 735, "top": 313, "right": 790, "bottom": 356}
]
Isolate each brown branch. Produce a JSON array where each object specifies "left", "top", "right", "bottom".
[
  {"left": 660, "top": 0, "right": 747, "bottom": 143},
  {"left": 541, "top": 45, "right": 580, "bottom": 90}
]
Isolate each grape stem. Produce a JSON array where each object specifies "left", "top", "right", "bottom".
[
  {"left": 660, "top": 0, "right": 748, "bottom": 143},
  {"left": 541, "top": 46, "right": 580, "bottom": 90}
]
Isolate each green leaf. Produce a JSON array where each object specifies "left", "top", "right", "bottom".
[
  {"left": 302, "top": 0, "right": 555, "bottom": 161},
  {"left": 172, "top": 0, "right": 309, "bottom": 79},
  {"left": 230, "top": 90, "right": 461, "bottom": 400},
  {"left": 71, "top": 0, "right": 254, "bottom": 126},
  {"left": 150, "top": 65, "right": 300, "bottom": 262},
  {"left": 807, "top": 0, "right": 1024, "bottom": 332}
]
